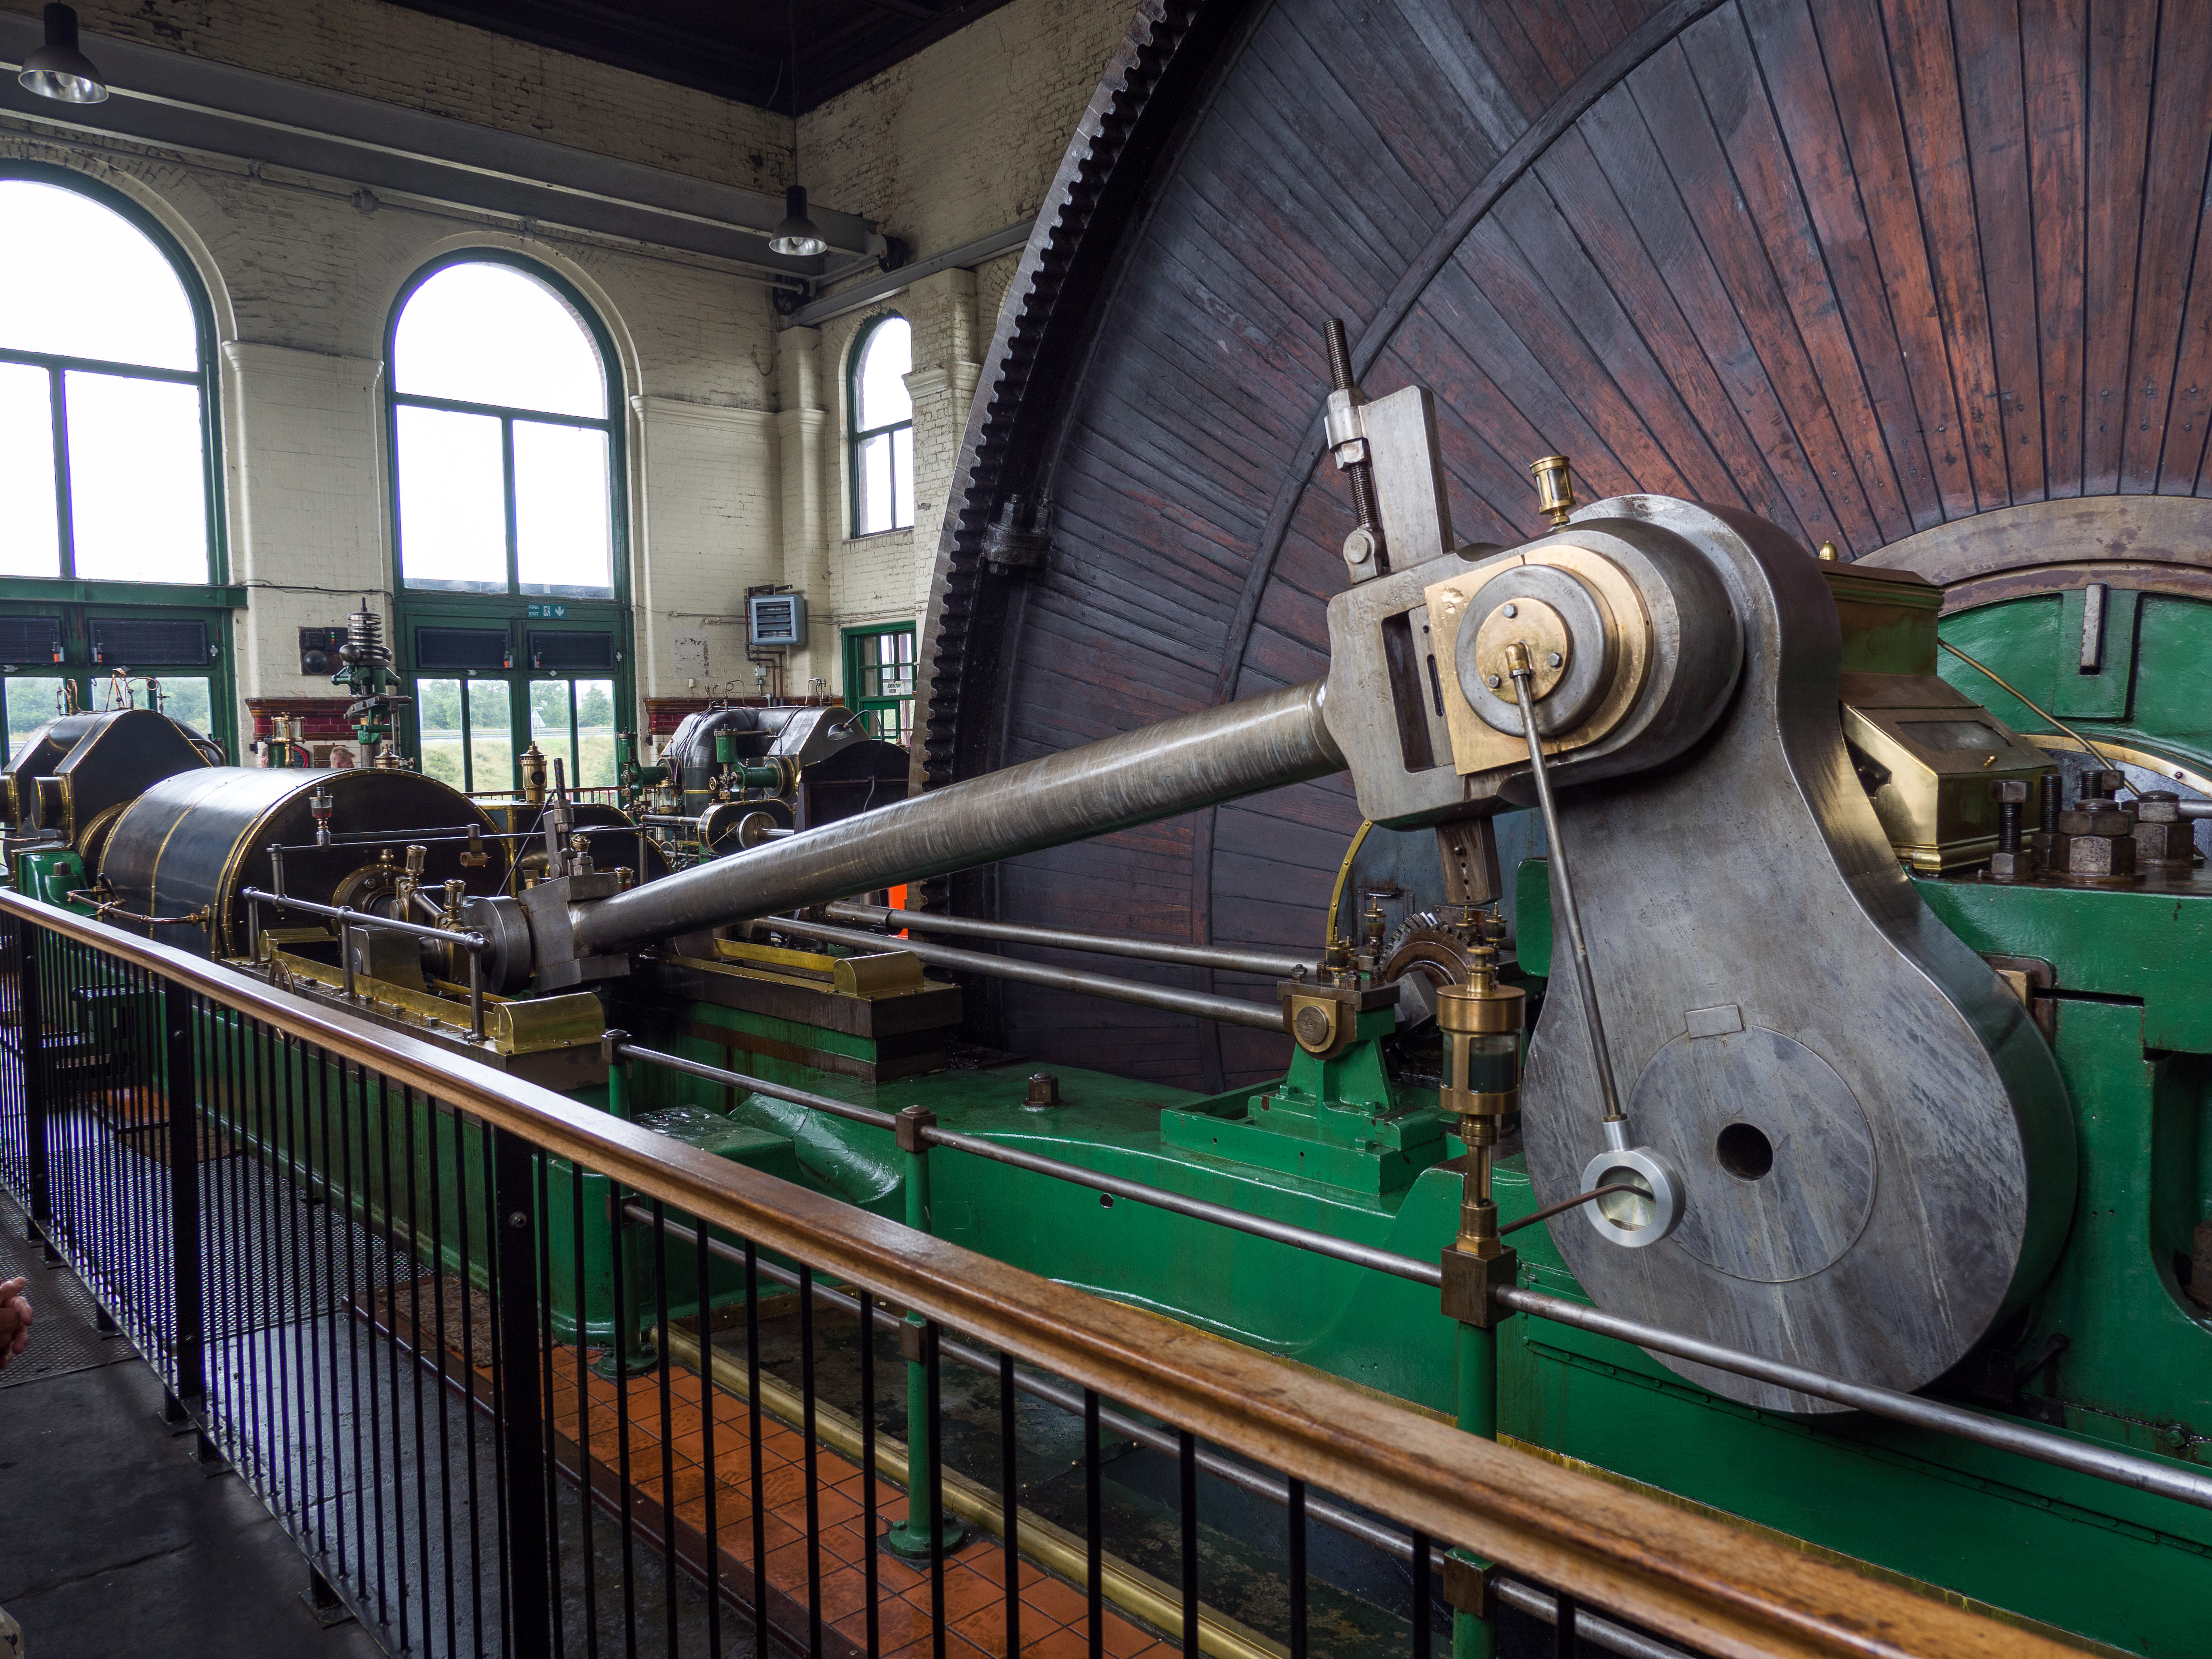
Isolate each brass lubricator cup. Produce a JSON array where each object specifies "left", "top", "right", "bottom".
[
  {"left": 1437, "top": 944, "right": 1524, "bottom": 1260},
  {"left": 1528, "top": 454, "right": 1576, "bottom": 527}
]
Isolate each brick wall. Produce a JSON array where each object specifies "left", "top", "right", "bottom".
[{"left": 0, "top": 0, "right": 1129, "bottom": 742}]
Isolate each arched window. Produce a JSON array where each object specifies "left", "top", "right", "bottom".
[
  {"left": 849, "top": 315, "right": 913, "bottom": 536},
  {"left": 387, "top": 253, "right": 630, "bottom": 795},
  {"left": 0, "top": 168, "right": 218, "bottom": 585},
  {"left": 388, "top": 255, "right": 621, "bottom": 598}
]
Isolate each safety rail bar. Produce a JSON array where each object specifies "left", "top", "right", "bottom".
[
  {"left": 625, "top": 1200, "right": 1696, "bottom": 1659},
  {"left": 0, "top": 886, "right": 2090, "bottom": 1659},
  {"left": 612, "top": 1040, "right": 2212, "bottom": 1517}
]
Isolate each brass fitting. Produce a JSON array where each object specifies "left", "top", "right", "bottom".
[
  {"left": 519, "top": 742, "right": 548, "bottom": 805},
  {"left": 1528, "top": 454, "right": 1575, "bottom": 526},
  {"left": 1438, "top": 940, "right": 1524, "bottom": 1260}
]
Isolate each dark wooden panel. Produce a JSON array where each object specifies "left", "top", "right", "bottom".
[
  {"left": 1953, "top": 0, "right": 2045, "bottom": 505},
  {"left": 2079, "top": 0, "right": 2157, "bottom": 494},
  {"left": 2119, "top": 14, "right": 2212, "bottom": 493},
  {"left": 922, "top": 0, "right": 2212, "bottom": 1088},
  {"left": 2020, "top": 0, "right": 2086, "bottom": 499}
]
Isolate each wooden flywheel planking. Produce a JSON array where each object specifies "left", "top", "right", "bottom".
[{"left": 917, "top": 0, "right": 2212, "bottom": 1092}]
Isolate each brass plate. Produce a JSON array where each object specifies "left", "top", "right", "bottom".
[
  {"left": 1469, "top": 599, "right": 1570, "bottom": 704},
  {"left": 1426, "top": 547, "right": 1652, "bottom": 776},
  {"left": 263, "top": 944, "right": 603, "bottom": 1053},
  {"left": 710, "top": 937, "right": 925, "bottom": 999}
]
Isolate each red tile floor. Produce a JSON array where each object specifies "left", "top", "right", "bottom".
[{"left": 384, "top": 1282, "right": 1181, "bottom": 1659}]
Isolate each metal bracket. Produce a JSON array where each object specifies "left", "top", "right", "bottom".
[
  {"left": 1441, "top": 1552, "right": 1499, "bottom": 1618},
  {"left": 1439, "top": 1244, "right": 1518, "bottom": 1330},
  {"left": 896, "top": 1105, "right": 937, "bottom": 1153}
]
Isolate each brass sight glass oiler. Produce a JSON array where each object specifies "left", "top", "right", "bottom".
[
  {"left": 1437, "top": 918, "right": 1523, "bottom": 1259},
  {"left": 1529, "top": 454, "right": 1576, "bottom": 527}
]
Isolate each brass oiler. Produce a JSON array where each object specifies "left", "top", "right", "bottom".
[
  {"left": 1529, "top": 454, "right": 1576, "bottom": 526},
  {"left": 1437, "top": 924, "right": 1524, "bottom": 1259}
]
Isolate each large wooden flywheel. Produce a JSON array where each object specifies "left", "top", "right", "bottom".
[{"left": 918, "top": 0, "right": 2212, "bottom": 1090}]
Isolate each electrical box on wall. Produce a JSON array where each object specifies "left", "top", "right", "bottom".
[
  {"left": 748, "top": 592, "right": 807, "bottom": 647},
  {"left": 299, "top": 627, "right": 348, "bottom": 676}
]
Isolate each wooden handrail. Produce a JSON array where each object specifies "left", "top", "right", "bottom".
[{"left": 0, "top": 888, "right": 2075, "bottom": 1659}]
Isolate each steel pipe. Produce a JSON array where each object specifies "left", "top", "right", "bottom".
[
  {"left": 572, "top": 680, "right": 1343, "bottom": 955},
  {"left": 240, "top": 887, "right": 487, "bottom": 953},
  {"left": 1497, "top": 1286, "right": 2212, "bottom": 1511},
  {"left": 598, "top": 1039, "right": 2212, "bottom": 1518},
  {"left": 765, "top": 915, "right": 1287, "bottom": 1031},
  {"left": 823, "top": 900, "right": 1314, "bottom": 978}
]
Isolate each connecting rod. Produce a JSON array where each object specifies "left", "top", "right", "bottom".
[{"left": 572, "top": 679, "right": 1344, "bottom": 957}]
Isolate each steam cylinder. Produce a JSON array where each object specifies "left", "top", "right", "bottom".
[{"left": 100, "top": 768, "right": 505, "bottom": 959}]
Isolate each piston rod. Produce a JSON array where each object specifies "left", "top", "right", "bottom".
[
  {"left": 570, "top": 680, "right": 1343, "bottom": 956},
  {"left": 821, "top": 900, "right": 1314, "bottom": 978},
  {"left": 764, "top": 915, "right": 1288, "bottom": 1031}
]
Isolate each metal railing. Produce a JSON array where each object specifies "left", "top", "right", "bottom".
[
  {"left": 608, "top": 1043, "right": 2212, "bottom": 1515},
  {"left": 0, "top": 888, "right": 2088, "bottom": 1659}
]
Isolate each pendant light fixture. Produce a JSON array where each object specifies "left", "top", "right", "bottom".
[
  {"left": 770, "top": 184, "right": 827, "bottom": 259},
  {"left": 769, "top": 2, "right": 828, "bottom": 259},
  {"left": 18, "top": 4, "right": 109, "bottom": 104}
]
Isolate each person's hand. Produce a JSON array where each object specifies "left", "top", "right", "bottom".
[{"left": 0, "top": 1276, "right": 32, "bottom": 1370}]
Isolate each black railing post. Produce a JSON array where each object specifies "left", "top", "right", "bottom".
[
  {"left": 18, "top": 920, "right": 52, "bottom": 1254},
  {"left": 491, "top": 1125, "right": 553, "bottom": 1656},
  {"left": 162, "top": 978, "right": 207, "bottom": 1442}
]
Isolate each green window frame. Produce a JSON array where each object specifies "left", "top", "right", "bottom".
[
  {"left": 400, "top": 605, "right": 629, "bottom": 796},
  {"left": 0, "top": 599, "right": 238, "bottom": 763},
  {"left": 847, "top": 313, "right": 914, "bottom": 537},
  {"left": 385, "top": 251, "right": 633, "bottom": 793},
  {"left": 385, "top": 250, "right": 629, "bottom": 601},
  {"left": 842, "top": 623, "right": 916, "bottom": 745},
  {"left": 0, "top": 160, "right": 228, "bottom": 589}
]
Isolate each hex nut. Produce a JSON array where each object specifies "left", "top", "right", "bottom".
[
  {"left": 2134, "top": 816, "right": 2194, "bottom": 866},
  {"left": 1989, "top": 779, "right": 2032, "bottom": 804},
  {"left": 2065, "top": 832, "right": 2135, "bottom": 878},
  {"left": 1987, "top": 850, "right": 2036, "bottom": 882},
  {"left": 2057, "top": 807, "right": 2131, "bottom": 837},
  {"left": 2084, "top": 769, "right": 2129, "bottom": 797},
  {"left": 2137, "top": 792, "right": 2182, "bottom": 824}
]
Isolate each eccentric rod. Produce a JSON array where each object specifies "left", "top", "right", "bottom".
[
  {"left": 1507, "top": 645, "right": 1625, "bottom": 1127},
  {"left": 821, "top": 900, "right": 1314, "bottom": 978},
  {"left": 573, "top": 679, "right": 1344, "bottom": 955}
]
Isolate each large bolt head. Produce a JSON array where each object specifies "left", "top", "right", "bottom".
[
  {"left": 2137, "top": 792, "right": 2182, "bottom": 824},
  {"left": 2134, "top": 817, "right": 2194, "bottom": 863},
  {"left": 2057, "top": 807, "right": 2132, "bottom": 837},
  {"left": 2066, "top": 832, "right": 2136, "bottom": 878}
]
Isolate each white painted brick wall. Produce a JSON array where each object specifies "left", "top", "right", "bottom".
[{"left": 0, "top": 0, "right": 1130, "bottom": 738}]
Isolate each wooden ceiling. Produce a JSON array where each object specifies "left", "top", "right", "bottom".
[
  {"left": 383, "top": 0, "right": 1024, "bottom": 112},
  {"left": 923, "top": 0, "right": 2212, "bottom": 1091}
]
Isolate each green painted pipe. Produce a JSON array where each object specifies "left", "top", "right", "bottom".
[
  {"left": 1453, "top": 1321, "right": 1497, "bottom": 1659},
  {"left": 887, "top": 1123, "right": 965, "bottom": 1557}
]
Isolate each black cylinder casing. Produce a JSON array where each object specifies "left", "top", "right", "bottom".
[{"left": 100, "top": 767, "right": 504, "bottom": 958}]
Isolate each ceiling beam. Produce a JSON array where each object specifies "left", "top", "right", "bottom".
[
  {"left": 0, "top": 15, "right": 880, "bottom": 274},
  {"left": 381, "top": 1, "right": 788, "bottom": 107}
]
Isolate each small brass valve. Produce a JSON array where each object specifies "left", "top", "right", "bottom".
[{"left": 1437, "top": 918, "right": 1524, "bottom": 1260}]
